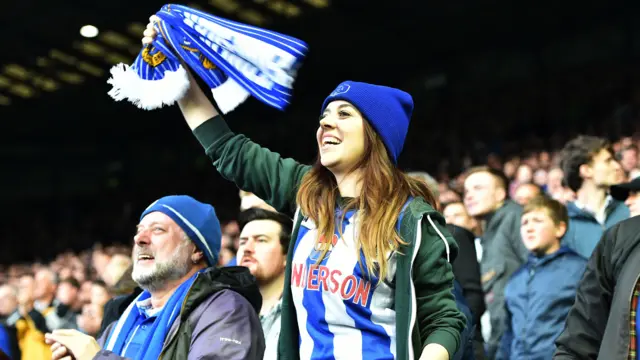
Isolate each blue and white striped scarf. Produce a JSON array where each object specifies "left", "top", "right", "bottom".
[
  {"left": 107, "top": 4, "right": 308, "bottom": 113},
  {"left": 103, "top": 270, "right": 202, "bottom": 360}
]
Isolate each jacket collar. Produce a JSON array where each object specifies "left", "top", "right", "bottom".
[{"left": 527, "top": 246, "right": 575, "bottom": 267}]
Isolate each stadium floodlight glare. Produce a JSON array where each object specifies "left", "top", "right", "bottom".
[{"left": 80, "top": 25, "right": 99, "bottom": 38}]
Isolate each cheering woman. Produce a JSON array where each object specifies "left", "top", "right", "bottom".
[{"left": 142, "top": 18, "right": 465, "bottom": 360}]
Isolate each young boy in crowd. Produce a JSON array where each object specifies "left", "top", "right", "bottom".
[{"left": 497, "top": 196, "right": 586, "bottom": 360}]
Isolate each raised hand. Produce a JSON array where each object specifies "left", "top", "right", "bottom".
[
  {"left": 141, "top": 15, "right": 161, "bottom": 45},
  {"left": 138, "top": 14, "right": 219, "bottom": 126}
]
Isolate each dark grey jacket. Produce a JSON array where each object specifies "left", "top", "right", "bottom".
[
  {"left": 555, "top": 216, "right": 640, "bottom": 359},
  {"left": 94, "top": 267, "right": 265, "bottom": 360},
  {"left": 479, "top": 200, "right": 528, "bottom": 359}
]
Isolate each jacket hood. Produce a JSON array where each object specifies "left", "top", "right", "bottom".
[
  {"left": 185, "top": 266, "right": 263, "bottom": 317},
  {"left": 404, "top": 196, "right": 460, "bottom": 262},
  {"left": 566, "top": 201, "right": 590, "bottom": 219}
]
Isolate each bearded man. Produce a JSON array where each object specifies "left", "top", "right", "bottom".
[{"left": 46, "top": 195, "right": 265, "bottom": 360}]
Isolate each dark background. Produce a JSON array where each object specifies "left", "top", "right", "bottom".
[{"left": 0, "top": 0, "right": 638, "bottom": 263}]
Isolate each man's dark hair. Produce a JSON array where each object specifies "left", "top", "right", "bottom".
[
  {"left": 516, "top": 182, "right": 543, "bottom": 193},
  {"left": 92, "top": 279, "right": 108, "bottom": 289},
  {"left": 238, "top": 208, "right": 293, "bottom": 254},
  {"left": 59, "top": 277, "right": 80, "bottom": 290},
  {"left": 560, "top": 135, "right": 612, "bottom": 192},
  {"left": 523, "top": 195, "right": 569, "bottom": 226},
  {"left": 617, "top": 144, "right": 639, "bottom": 160}
]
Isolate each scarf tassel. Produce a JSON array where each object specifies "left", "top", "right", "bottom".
[
  {"left": 210, "top": 78, "right": 250, "bottom": 114},
  {"left": 107, "top": 63, "right": 190, "bottom": 111}
]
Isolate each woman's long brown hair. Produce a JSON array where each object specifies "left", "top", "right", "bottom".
[{"left": 296, "top": 120, "right": 437, "bottom": 282}]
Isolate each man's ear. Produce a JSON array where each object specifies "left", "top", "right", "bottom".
[
  {"left": 579, "top": 163, "right": 592, "bottom": 180},
  {"left": 555, "top": 221, "right": 568, "bottom": 239},
  {"left": 191, "top": 248, "right": 205, "bottom": 264}
]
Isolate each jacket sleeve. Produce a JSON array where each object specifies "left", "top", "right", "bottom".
[
  {"left": 192, "top": 116, "right": 311, "bottom": 214},
  {"left": 91, "top": 323, "right": 131, "bottom": 360},
  {"left": 0, "top": 325, "right": 12, "bottom": 359},
  {"left": 188, "top": 290, "right": 265, "bottom": 360},
  {"left": 98, "top": 298, "right": 119, "bottom": 339},
  {"left": 495, "top": 302, "right": 513, "bottom": 360},
  {"left": 415, "top": 213, "right": 467, "bottom": 358},
  {"left": 553, "top": 225, "right": 619, "bottom": 359},
  {"left": 448, "top": 225, "right": 486, "bottom": 326},
  {"left": 0, "top": 325, "right": 20, "bottom": 360},
  {"left": 96, "top": 322, "right": 115, "bottom": 348}
]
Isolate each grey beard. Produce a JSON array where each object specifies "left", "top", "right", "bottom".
[
  {"left": 133, "top": 259, "right": 191, "bottom": 292},
  {"left": 132, "top": 241, "right": 192, "bottom": 293}
]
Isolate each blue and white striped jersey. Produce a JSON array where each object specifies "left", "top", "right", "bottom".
[{"left": 290, "top": 210, "right": 397, "bottom": 360}]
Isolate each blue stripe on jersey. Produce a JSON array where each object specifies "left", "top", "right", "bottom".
[
  {"left": 292, "top": 225, "right": 311, "bottom": 350},
  {"left": 345, "top": 252, "right": 393, "bottom": 359},
  {"left": 303, "top": 239, "right": 334, "bottom": 359},
  {"left": 340, "top": 211, "right": 394, "bottom": 359}
]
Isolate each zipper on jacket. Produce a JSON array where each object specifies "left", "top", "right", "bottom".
[
  {"left": 524, "top": 264, "right": 536, "bottom": 355},
  {"left": 627, "top": 272, "right": 640, "bottom": 358},
  {"left": 408, "top": 215, "right": 423, "bottom": 360}
]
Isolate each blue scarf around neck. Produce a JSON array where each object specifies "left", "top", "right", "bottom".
[{"left": 103, "top": 270, "right": 202, "bottom": 360}]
